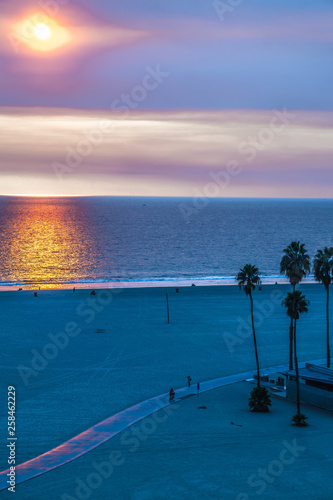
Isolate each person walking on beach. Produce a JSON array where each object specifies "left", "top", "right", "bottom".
[
  {"left": 187, "top": 376, "right": 192, "bottom": 387},
  {"left": 169, "top": 388, "right": 175, "bottom": 402}
]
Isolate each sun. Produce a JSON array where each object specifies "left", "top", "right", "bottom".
[
  {"left": 34, "top": 24, "right": 51, "bottom": 40},
  {"left": 12, "top": 14, "right": 71, "bottom": 52}
]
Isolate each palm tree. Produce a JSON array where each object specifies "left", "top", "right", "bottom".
[
  {"left": 282, "top": 290, "right": 309, "bottom": 422},
  {"left": 237, "top": 264, "right": 261, "bottom": 386},
  {"left": 280, "top": 241, "right": 311, "bottom": 369},
  {"left": 314, "top": 247, "right": 333, "bottom": 368}
]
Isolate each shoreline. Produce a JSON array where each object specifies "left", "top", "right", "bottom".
[{"left": 0, "top": 275, "right": 319, "bottom": 292}]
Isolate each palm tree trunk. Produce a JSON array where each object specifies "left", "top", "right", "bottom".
[
  {"left": 250, "top": 292, "right": 260, "bottom": 387},
  {"left": 289, "top": 319, "right": 293, "bottom": 370},
  {"left": 293, "top": 318, "right": 300, "bottom": 415},
  {"left": 289, "top": 283, "right": 296, "bottom": 370},
  {"left": 327, "top": 285, "right": 330, "bottom": 368}
]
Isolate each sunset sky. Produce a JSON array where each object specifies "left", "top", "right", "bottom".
[{"left": 1, "top": 0, "right": 333, "bottom": 197}]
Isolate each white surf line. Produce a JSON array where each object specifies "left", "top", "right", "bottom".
[{"left": 0, "top": 358, "right": 325, "bottom": 490}]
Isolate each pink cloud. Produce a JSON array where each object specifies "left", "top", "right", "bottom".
[{"left": 1, "top": 107, "right": 333, "bottom": 197}]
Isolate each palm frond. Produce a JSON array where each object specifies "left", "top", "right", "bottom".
[
  {"left": 236, "top": 264, "right": 260, "bottom": 295},
  {"left": 280, "top": 241, "right": 311, "bottom": 286},
  {"left": 282, "top": 290, "right": 310, "bottom": 320},
  {"left": 313, "top": 246, "right": 333, "bottom": 289}
]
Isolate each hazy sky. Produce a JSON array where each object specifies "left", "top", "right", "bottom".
[{"left": 1, "top": 0, "right": 332, "bottom": 196}]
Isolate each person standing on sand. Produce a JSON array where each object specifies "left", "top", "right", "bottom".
[{"left": 187, "top": 376, "right": 192, "bottom": 387}]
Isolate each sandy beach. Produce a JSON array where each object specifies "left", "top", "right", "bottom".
[
  {"left": 6, "top": 381, "right": 333, "bottom": 500},
  {"left": 0, "top": 283, "right": 331, "bottom": 498}
]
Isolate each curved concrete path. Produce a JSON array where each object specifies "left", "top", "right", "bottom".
[{"left": 0, "top": 358, "right": 325, "bottom": 491}]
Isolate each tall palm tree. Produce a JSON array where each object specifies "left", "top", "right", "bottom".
[
  {"left": 280, "top": 241, "right": 311, "bottom": 369},
  {"left": 314, "top": 247, "right": 333, "bottom": 368},
  {"left": 282, "top": 291, "right": 309, "bottom": 419},
  {"left": 237, "top": 264, "right": 261, "bottom": 386}
]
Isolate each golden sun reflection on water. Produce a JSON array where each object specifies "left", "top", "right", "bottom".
[{"left": 0, "top": 198, "right": 97, "bottom": 289}]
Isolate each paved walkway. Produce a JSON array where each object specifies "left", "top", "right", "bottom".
[{"left": 0, "top": 359, "right": 325, "bottom": 491}]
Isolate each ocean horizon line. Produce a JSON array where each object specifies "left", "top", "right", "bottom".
[{"left": 1, "top": 194, "right": 333, "bottom": 201}]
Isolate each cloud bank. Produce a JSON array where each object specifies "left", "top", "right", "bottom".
[{"left": 1, "top": 107, "right": 332, "bottom": 197}]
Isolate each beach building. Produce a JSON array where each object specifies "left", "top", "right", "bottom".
[{"left": 283, "top": 363, "right": 333, "bottom": 412}]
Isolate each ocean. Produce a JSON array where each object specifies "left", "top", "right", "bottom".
[{"left": 0, "top": 196, "right": 332, "bottom": 289}]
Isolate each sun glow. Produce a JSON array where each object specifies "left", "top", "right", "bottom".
[
  {"left": 13, "top": 14, "right": 71, "bottom": 52},
  {"left": 34, "top": 23, "right": 51, "bottom": 40}
]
